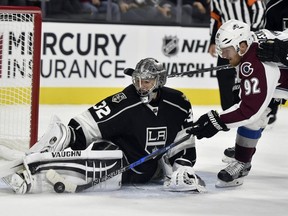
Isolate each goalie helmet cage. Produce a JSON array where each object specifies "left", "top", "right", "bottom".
[{"left": 0, "top": 6, "right": 41, "bottom": 150}]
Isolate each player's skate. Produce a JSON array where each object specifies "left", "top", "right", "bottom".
[
  {"left": 222, "top": 146, "right": 236, "bottom": 163},
  {"left": 215, "top": 160, "right": 251, "bottom": 188},
  {"left": 29, "top": 115, "right": 72, "bottom": 153}
]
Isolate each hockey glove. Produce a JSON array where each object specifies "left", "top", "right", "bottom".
[
  {"left": 163, "top": 158, "right": 206, "bottom": 192},
  {"left": 187, "top": 110, "right": 229, "bottom": 139},
  {"left": 257, "top": 39, "right": 288, "bottom": 66}
]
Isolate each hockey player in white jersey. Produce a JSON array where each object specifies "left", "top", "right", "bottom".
[{"left": 1, "top": 58, "right": 206, "bottom": 194}]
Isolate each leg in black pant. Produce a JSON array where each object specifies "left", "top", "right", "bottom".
[{"left": 216, "top": 57, "right": 236, "bottom": 110}]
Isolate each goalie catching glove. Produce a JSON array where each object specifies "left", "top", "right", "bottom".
[
  {"left": 163, "top": 158, "right": 206, "bottom": 193},
  {"left": 187, "top": 110, "right": 229, "bottom": 139},
  {"left": 257, "top": 38, "right": 288, "bottom": 66}
]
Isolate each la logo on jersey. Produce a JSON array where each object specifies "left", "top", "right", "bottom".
[{"left": 145, "top": 127, "right": 167, "bottom": 154}]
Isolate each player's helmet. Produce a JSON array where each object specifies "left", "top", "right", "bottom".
[
  {"left": 131, "top": 58, "right": 167, "bottom": 103},
  {"left": 216, "top": 19, "right": 254, "bottom": 57}
]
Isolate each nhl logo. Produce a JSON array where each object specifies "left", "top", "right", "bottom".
[
  {"left": 112, "top": 92, "right": 127, "bottom": 103},
  {"left": 162, "top": 36, "right": 179, "bottom": 57}
]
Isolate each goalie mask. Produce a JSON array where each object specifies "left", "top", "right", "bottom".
[
  {"left": 216, "top": 19, "right": 254, "bottom": 58},
  {"left": 128, "top": 58, "right": 167, "bottom": 104}
]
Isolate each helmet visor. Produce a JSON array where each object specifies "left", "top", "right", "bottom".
[{"left": 132, "top": 70, "right": 157, "bottom": 96}]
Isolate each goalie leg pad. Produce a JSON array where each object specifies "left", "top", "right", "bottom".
[
  {"left": 21, "top": 142, "right": 124, "bottom": 193},
  {"left": 29, "top": 115, "right": 72, "bottom": 153}
]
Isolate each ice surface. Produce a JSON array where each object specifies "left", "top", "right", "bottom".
[{"left": 1, "top": 105, "right": 288, "bottom": 216}]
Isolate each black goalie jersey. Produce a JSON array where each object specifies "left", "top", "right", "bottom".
[{"left": 68, "top": 84, "right": 195, "bottom": 183}]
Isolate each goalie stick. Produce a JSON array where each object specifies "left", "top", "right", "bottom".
[
  {"left": 124, "top": 64, "right": 233, "bottom": 78},
  {"left": 167, "top": 64, "right": 233, "bottom": 78},
  {"left": 46, "top": 134, "right": 192, "bottom": 193}
]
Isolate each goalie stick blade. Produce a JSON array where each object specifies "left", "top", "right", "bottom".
[{"left": 0, "top": 159, "right": 24, "bottom": 178}]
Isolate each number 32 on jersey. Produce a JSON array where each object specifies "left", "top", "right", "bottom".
[{"left": 92, "top": 101, "right": 111, "bottom": 120}]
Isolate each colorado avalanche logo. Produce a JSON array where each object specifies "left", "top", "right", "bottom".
[
  {"left": 162, "top": 36, "right": 179, "bottom": 57},
  {"left": 112, "top": 92, "right": 127, "bottom": 103},
  {"left": 240, "top": 62, "right": 254, "bottom": 77}
]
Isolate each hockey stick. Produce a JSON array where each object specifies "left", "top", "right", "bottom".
[
  {"left": 167, "top": 64, "right": 233, "bottom": 78},
  {"left": 46, "top": 134, "right": 192, "bottom": 193}
]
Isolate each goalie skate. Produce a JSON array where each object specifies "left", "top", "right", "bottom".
[{"left": 2, "top": 169, "right": 34, "bottom": 194}]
